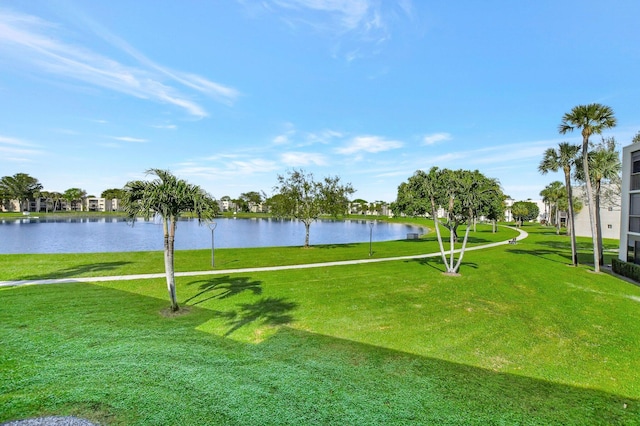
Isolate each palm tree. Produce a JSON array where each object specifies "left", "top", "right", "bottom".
[
  {"left": 63, "top": 188, "right": 87, "bottom": 211},
  {"left": 539, "top": 142, "right": 580, "bottom": 265},
  {"left": 540, "top": 181, "right": 565, "bottom": 234},
  {"left": 558, "top": 103, "right": 616, "bottom": 272},
  {"left": 122, "top": 169, "right": 218, "bottom": 311},
  {"left": 575, "top": 139, "right": 621, "bottom": 266}
]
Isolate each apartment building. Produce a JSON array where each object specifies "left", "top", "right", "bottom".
[
  {"left": 570, "top": 185, "right": 620, "bottom": 240},
  {"left": 619, "top": 142, "right": 640, "bottom": 264}
]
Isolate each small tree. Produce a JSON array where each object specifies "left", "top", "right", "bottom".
[
  {"left": 122, "top": 169, "right": 218, "bottom": 312},
  {"left": 271, "top": 169, "right": 354, "bottom": 248},
  {"left": 394, "top": 168, "right": 504, "bottom": 274},
  {"left": 511, "top": 201, "right": 539, "bottom": 226}
]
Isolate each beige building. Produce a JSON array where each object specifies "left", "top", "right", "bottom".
[{"left": 572, "top": 185, "right": 620, "bottom": 240}]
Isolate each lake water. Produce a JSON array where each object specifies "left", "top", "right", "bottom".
[{"left": 0, "top": 217, "right": 426, "bottom": 254}]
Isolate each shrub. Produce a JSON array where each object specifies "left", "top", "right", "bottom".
[{"left": 612, "top": 258, "right": 640, "bottom": 282}]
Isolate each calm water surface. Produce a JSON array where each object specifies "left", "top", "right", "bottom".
[{"left": 0, "top": 217, "right": 426, "bottom": 254}]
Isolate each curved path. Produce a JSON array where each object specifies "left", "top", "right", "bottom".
[{"left": 0, "top": 227, "right": 528, "bottom": 288}]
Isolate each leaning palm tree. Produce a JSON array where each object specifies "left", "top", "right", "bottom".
[
  {"left": 122, "top": 169, "right": 218, "bottom": 312},
  {"left": 539, "top": 142, "right": 580, "bottom": 265},
  {"left": 558, "top": 103, "right": 616, "bottom": 272}
]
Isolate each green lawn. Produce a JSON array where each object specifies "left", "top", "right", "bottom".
[
  {"left": 1, "top": 225, "right": 639, "bottom": 425},
  {"left": 0, "top": 222, "right": 514, "bottom": 281}
]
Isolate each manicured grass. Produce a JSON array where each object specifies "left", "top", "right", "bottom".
[
  {"left": 1, "top": 225, "right": 639, "bottom": 424},
  {"left": 0, "top": 222, "right": 516, "bottom": 281}
]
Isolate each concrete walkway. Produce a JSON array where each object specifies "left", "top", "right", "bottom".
[{"left": 0, "top": 227, "right": 528, "bottom": 288}]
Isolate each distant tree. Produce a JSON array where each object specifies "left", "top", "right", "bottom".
[
  {"left": 49, "top": 192, "right": 63, "bottom": 212},
  {"left": 633, "top": 131, "right": 640, "bottom": 144},
  {"left": 101, "top": 188, "right": 126, "bottom": 200},
  {"left": 539, "top": 182, "right": 564, "bottom": 231},
  {"left": 239, "top": 191, "right": 263, "bottom": 212},
  {"left": 63, "top": 188, "right": 87, "bottom": 211},
  {"left": 394, "top": 168, "right": 504, "bottom": 275},
  {"left": 559, "top": 103, "right": 617, "bottom": 272},
  {"left": 122, "top": 169, "right": 218, "bottom": 312},
  {"left": 351, "top": 198, "right": 368, "bottom": 215},
  {"left": 511, "top": 200, "right": 539, "bottom": 226},
  {"left": 271, "top": 169, "right": 354, "bottom": 248},
  {"left": 539, "top": 142, "right": 580, "bottom": 265},
  {"left": 38, "top": 190, "right": 51, "bottom": 213},
  {"left": 0, "top": 173, "right": 43, "bottom": 211}
]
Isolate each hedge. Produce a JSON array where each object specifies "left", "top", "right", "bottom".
[{"left": 612, "top": 257, "right": 640, "bottom": 282}]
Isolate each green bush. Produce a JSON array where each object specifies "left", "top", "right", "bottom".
[{"left": 612, "top": 257, "right": 640, "bottom": 282}]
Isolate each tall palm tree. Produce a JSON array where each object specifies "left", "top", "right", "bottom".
[
  {"left": 122, "top": 169, "right": 218, "bottom": 312},
  {"left": 575, "top": 139, "right": 621, "bottom": 266},
  {"left": 539, "top": 142, "right": 580, "bottom": 265},
  {"left": 558, "top": 103, "right": 616, "bottom": 272}
]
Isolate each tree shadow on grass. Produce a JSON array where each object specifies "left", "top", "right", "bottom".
[
  {"left": 536, "top": 240, "right": 592, "bottom": 251},
  {"left": 185, "top": 275, "right": 262, "bottom": 305},
  {"left": 505, "top": 248, "right": 571, "bottom": 265},
  {"left": 405, "top": 256, "right": 479, "bottom": 272},
  {"left": 212, "top": 297, "right": 298, "bottom": 337},
  {"left": 16, "top": 261, "right": 133, "bottom": 281},
  {"left": 315, "top": 243, "right": 356, "bottom": 250}
]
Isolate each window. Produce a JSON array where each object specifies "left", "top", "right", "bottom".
[
  {"left": 607, "top": 224, "right": 613, "bottom": 229},
  {"left": 632, "top": 151, "right": 640, "bottom": 190}
]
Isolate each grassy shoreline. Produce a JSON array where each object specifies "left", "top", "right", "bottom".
[
  {"left": 1, "top": 222, "right": 510, "bottom": 281},
  {"left": 1, "top": 225, "right": 637, "bottom": 425}
]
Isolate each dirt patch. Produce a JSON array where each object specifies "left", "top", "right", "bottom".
[{"left": 159, "top": 306, "right": 192, "bottom": 317}]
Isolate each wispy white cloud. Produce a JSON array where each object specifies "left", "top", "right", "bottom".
[
  {"left": 256, "top": 0, "right": 414, "bottom": 59},
  {"left": 176, "top": 158, "right": 280, "bottom": 179},
  {"left": 0, "top": 135, "right": 35, "bottom": 146},
  {"left": 273, "top": 122, "right": 296, "bottom": 145},
  {"left": 273, "top": 123, "right": 344, "bottom": 147},
  {"left": 111, "top": 136, "right": 148, "bottom": 143},
  {"left": 151, "top": 124, "right": 177, "bottom": 130},
  {"left": 273, "top": 0, "right": 372, "bottom": 32},
  {"left": 281, "top": 151, "right": 328, "bottom": 166},
  {"left": 336, "top": 135, "right": 403, "bottom": 155},
  {"left": 0, "top": 9, "right": 239, "bottom": 118},
  {"left": 0, "top": 135, "right": 45, "bottom": 161},
  {"left": 423, "top": 132, "right": 452, "bottom": 145}
]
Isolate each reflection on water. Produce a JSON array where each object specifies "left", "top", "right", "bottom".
[{"left": 0, "top": 217, "right": 426, "bottom": 254}]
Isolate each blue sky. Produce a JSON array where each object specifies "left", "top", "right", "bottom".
[{"left": 1, "top": 1, "right": 639, "bottom": 203}]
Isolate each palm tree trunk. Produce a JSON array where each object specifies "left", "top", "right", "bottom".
[
  {"left": 582, "top": 138, "right": 600, "bottom": 272},
  {"left": 565, "top": 171, "right": 578, "bottom": 266},
  {"left": 448, "top": 221, "right": 456, "bottom": 273},
  {"left": 595, "top": 180, "right": 604, "bottom": 266},
  {"left": 430, "top": 198, "right": 448, "bottom": 268},
  {"left": 452, "top": 213, "right": 473, "bottom": 273},
  {"left": 164, "top": 218, "right": 179, "bottom": 311}
]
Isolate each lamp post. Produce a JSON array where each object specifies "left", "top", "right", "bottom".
[
  {"left": 207, "top": 221, "right": 217, "bottom": 267},
  {"left": 369, "top": 220, "right": 375, "bottom": 257}
]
